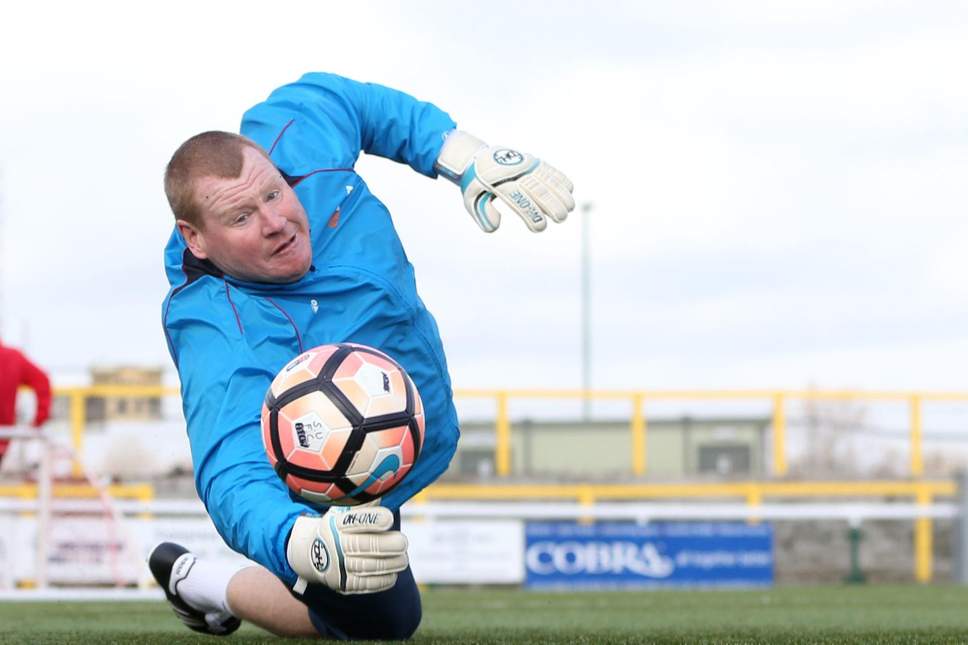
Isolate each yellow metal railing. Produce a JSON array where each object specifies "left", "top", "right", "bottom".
[
  {"left": 455, "top": 388, "right": 968, "bottom": 478},
  {"left": 0, "top": 483, "right": 154, "bottom": 503},
  {"left": 0, "top": 482, "right": 156, "bottom": 520},
  {"left": 13, "top": 385, "right": 966, "bottom": 585},
  {"left": 773, "top": 393, "right": 786, "bottom": 475},
  {"left": 50, "top": 385, "right": 968, "bottom": 480}
]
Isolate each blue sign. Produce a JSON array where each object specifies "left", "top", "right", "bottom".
[{"left": 525, "top": 522, "right": 773, "bottom": 588}]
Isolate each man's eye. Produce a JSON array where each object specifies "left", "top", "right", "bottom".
[
  {"left": 234, "top": 212, "right": 251, "bottom": 224},
  {"left": 267, "top": 190, "right": 280, "bottom": 201}
]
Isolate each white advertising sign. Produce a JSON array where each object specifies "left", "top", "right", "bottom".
[
  {"left": 1, "top": 515, "right": 522, "bottom": 587},
  {"left": 0, "top": 516, "right": 252, "bottom": 587},
  {"left": 406, "top": 519, "right": 524, "bottom": 584}
]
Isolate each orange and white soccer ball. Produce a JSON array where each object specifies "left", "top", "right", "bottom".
[{"left": 261, "top": 343, "right": 425, "bottom": 506}]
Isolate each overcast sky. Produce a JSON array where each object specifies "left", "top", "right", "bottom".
[{"left": 1, "top": 0, "right": 966, "bottom": 392}]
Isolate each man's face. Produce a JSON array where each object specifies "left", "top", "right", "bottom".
[{"left": 177, "top": 146, "right": 312, "bottom": 283}]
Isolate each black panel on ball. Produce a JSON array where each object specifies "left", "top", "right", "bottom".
[
  {"left": 407, "top": 418, "right": 423, "bottom": 462},
  {"left": 268, "top": 408, "right": 286, "bottom": 473},
  {"left": 318, "top": 348, "right": 365, "bottom": 427},
  {"left": 361, "top": 411, "right": 414, "bottom": 433},
  {"left": 273, "top": 460, "right": 288, "bottom": 481},
  {"left": 278, "top": 462, "right": 346, "bottom": 483},
  {"left": 331, "top": 426, "right": 367, "bottom": 475},
  {"left": 272, "top": 378, "right": 327, "bottom": 410},
  {"left": 402, "top": 372, "right": 414, "bottom": 416}
]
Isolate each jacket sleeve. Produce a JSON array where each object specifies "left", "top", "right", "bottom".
[
  {"left": 167, "top": 308, "right": 308, "bottom": 585},
  {"left": 240, "top": 72, "right": 458, "bottom": 178},
  {"left": 16, "top": 351, "right": 51, "bottom": 427}
]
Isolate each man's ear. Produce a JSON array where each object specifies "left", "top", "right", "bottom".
[{"left": 177, "top": 219, "right": 208, "bottom": 259}]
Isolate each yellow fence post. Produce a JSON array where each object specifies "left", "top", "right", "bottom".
[
  {"left": 578, "top": 486, "right": 596, "bottom": 525},
  {"left": 910, "top": 395, "right": 923, "bottom": 477},
  {"left": 70, "top": 389, "right": 86, "bottom": 478},
  {"left": 772, "top": 393, "right": 787, "bottom": 477},
  {"left": 137, "top": 484, "right": 155, "bottom": 521},
  {"left": 16, "top": 485, "right": 38, "bottom": 587},
  {"left": 631, "top": 393, "right": 646, "bottom": 476},
  {"left": 17, "top": 485, "right": 35, "bottom": 518},
  {"left": 746, "top": 484, "right": 763, "bottom": 525},
  {"left": 495, "top": 391, "right": 511, "bottom": 477},
  {"left": 914, "top": 484, "right": 933, "bottom": 583}
]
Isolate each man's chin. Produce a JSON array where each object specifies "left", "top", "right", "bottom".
[
  {"left": 263, "top": 270, "right": 307, "bottom": 284},
  {"left": 265, "top": 257, "right": 312, "bottom": 283},
  {"left": 219, "top": 251, "right": 311, "bottom": 284}
]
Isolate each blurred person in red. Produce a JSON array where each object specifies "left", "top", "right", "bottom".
[{"left": 0, "top": 340, "right": 51, "bottom": 465}]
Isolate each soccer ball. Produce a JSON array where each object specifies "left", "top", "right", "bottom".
[{"left": 261, "top": 343, "right": 425, "bottom": 506}]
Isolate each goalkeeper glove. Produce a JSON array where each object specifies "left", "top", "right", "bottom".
[
  {"left": 436, "top": 131, "right": 575, "bottom": 233},
  {"left": 286, "top": 506, "right": 408, "bottom": 595}
]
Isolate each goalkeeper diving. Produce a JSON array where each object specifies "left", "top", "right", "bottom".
[{"left": 153, "top": 72, "right": 574, "bottom": 639}]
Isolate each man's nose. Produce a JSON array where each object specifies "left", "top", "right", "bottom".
[{"left": 260, "top": 206, "right": 288, "bottom": 235}]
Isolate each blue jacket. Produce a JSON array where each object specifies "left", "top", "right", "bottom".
[{"left": 162, "top": 73, "right": 460, "bottom": 584}]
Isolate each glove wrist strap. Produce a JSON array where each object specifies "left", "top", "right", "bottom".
[
  {"left": 286, "top": 515, "right": 318, "bottom": 593},
  {"left": 435, "top": 130, "right": 487, "bottom": 184}
]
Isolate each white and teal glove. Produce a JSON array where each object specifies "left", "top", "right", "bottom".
[
  {"left": 436, "top": 131, "right": 575, "bottom": 233},
  {"left": 286, "top": 506, "right": 408, "bottom": 595}
]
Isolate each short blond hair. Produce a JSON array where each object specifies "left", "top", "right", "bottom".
[{"left": 164, "top": 131, "right": 271, "bottom": 228}]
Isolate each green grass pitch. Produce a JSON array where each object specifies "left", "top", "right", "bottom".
[{"left": 3, "top": 586, "right": 968, "bottom": 644}]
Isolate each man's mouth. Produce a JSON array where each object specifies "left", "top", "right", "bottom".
[{"left": 273, "top": 234, "right": 297, "bottom": 256}]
